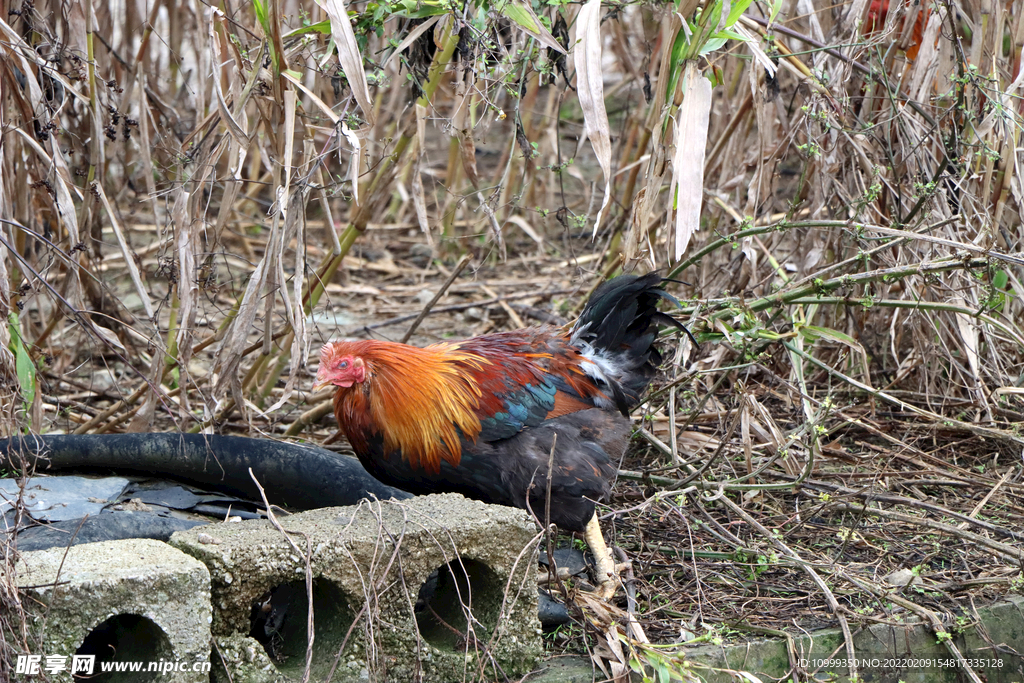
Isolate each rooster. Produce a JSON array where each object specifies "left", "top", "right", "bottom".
[{"left": 313, "top": 273, "right": 685, "bottom": 597}]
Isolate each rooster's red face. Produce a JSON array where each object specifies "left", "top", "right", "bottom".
[{"left": 313, "top": 344, "right": 367, "bottom": 391}]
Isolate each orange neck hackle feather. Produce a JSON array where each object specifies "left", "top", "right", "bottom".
[{"left": 327, "top": 340, "right": 489, "bottom": 474}]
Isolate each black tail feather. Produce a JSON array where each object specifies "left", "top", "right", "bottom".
[{"left": 571, "top": 273, "right": 690, "bottom": 410}]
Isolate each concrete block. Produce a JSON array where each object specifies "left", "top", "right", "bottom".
[
  {"left": 682, "top": 594, "right": 1024, "bottom": 683},
  {"left": 169, "top": 493, "right": 542, "bottom": 682},
  {"left": 14, "top": 538, "right": 212, "bottom": 682}
]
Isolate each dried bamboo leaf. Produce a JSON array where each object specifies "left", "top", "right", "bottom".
[
  {"left": 12, "top": 128, "right": 85, "bottom": 307},
  {"left": 0, "top": 19, "right": 89, "bottom": 107},
  {"left": 89, "top": 322, "right": 126, "bottom": 352},
  {"left": 411, "top": 152, "right": 431, "bottom": 241},
  {"left": 127, "top": 350, "right": 165, "bottom": 432},
  {"left": 743, "top": 51, "right": 771, "bottom": 219},
  {"left": 953, "top": 298, "right": 983, "bottom": 401},
  {"left": 460, "top": 128, "right": 480, "bottom": 188},
  {"left": 175, "top": 150, "right": 222, "bottom": 408},
  {"left": 573, "top": 0, "right": 612, "bottom": 235},
  {"left": 955, "top": 310, "right": 981, "bottom": 379},
  {"left": 93, "top": 182, "right": 155, "bottom": 319},
  {"left": 624, "top": 187, "right": 655, "bottom": 270},
  {"left": 171, "top": 187, "right": 197, "bottom": 374},
  {"left": 214, "top": 139, "right": 249, "bottom": 246},
  {"left": 314, "top": 0, "right": 376, "bottom": 125},
  {"left": 908, "top": 12, "right": 943, "bottom": 102},
  {"left": 209, "top": 11, "right": 250, "bottom": 145},
  {"left": 636, "top": 17, "right": 679, "bottom": 252},
  {"left": 282, "top": 70, "right": 363, "bottom": 205},
  {"left": 409, "top": 103, "right": 431, "bottom": 239},
  {"left": 275, "top": 90, "right": 299, "bottom": 335},
  {"left": 733, "top": 22, "right": 777, "bottom": 77},
  {"left": 506, "top": 215, "right": 544, "bottom": 246},
  {"left": 266, "top": 187, "right": 312, "bottom": 414},
  {"left": 135, "top": 66, "right": 161, "bottom": 222},
  {"left": 214, "top": 255, "right": 270, "bottom": 399},
  {"left": 670, "top": 60, "right": 712, "bottom": 261},
  {"left": 383, "top": 15, "right": 443, "bottom": 70},
  {"left": 310, "top": 137, "right": 342, "bottom": 254}
]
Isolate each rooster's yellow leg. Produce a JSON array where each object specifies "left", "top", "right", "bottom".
[{"left": 584, "top": 512, "right": 620, "bottom": 599}]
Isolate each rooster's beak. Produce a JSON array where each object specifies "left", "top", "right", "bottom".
[{"left": 311, "top": 376, "right": 331, "bottom": 393}]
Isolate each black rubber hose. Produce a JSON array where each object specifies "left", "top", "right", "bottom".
[{"left": 0, "top": 434, "right": 411, "bottom": 509}]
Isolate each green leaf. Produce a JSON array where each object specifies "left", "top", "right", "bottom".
[
  {"left": 284, "top": 19, "right": 332, "bottom": 38},
  {"left": 698, "top": 36, "right": 728, "bottom": 54},
  {"left": 768, "top": 0, "right": 783, "bottom": 24},
  {"left": 393, "top": 2, "right": 446, "bottom": 16},
  {"left": 699, "top": 0, "right": 722, "bottom": 35},
  {"left": 799, "top": 324, "right": 870, "bottom": 376},
  {"left": 251, "top": 0, "right": 270, "bottom": 34},
  {"left": 662, "top": 26, "right": 689, "bottom": 109},
  {"left": 724, "top": 0, "right": 753, "bottom": 27},
  {"left": 994, "top": 269, "right": 1009, "bottom": 289},
  {"left": 712, "top": 28, "right": 746, "bottom": 41},
  {"left": 654, "top": 658, "right": 671, "bottom": 683},
  {"left": 492, "top": 0, "right": 566, "bottom": 52},
  {"left": 393, "top": 0, "right": 448, "bottom": 17},
  {"left": 8, "top": 312, "right": 35, "bottom": 408}
]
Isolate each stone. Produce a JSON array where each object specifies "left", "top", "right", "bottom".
[
  {"left": 1, "top": 475, "right": 128, "bottom": 525},
  {"left": 170, "top": 493, "right": 542, "bottom": 682},
  {"left": 14, "top": 538, "right": 212, "bottom": 682}
]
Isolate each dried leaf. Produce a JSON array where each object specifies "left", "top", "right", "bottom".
[
  {"left": 12, "top": 127, "right": 85, "bottom": 308},
  {"left": 573, "top": 0, "right": 612, "bottom": 235},
  {"left": 209, "top": 11, "right": 249, "bottom": 145},
  {"left": 214, "top": 254, "right": 269, "bottom": 400},
  {"left": 954, "top": 299, "right": 982, "bottom": 385},
  {"left": 310, "top": 138, "right": 341, "bottom": 254},
  {"left": 127, "top": 350, "right": 165, "bottom": 432},
  {"left": 266, "top": 188, "right": 313, "bottom": 414},
  {"left": 670, "top": 60, "right": 711, "bottom": 261},
  {"left": 733, "top": 21, "right": 777, "bottom": 77},
  {"left": 89, "top": 322, "right": 126, "bottom": 352},
  {"left": 411, "top": 103, "right": 431, "bottom": 239},
  {"left": 410, "top": 153, "right": 431, "bottom": 241},
  {"left": 506, "top": 215, "right": 544, "bottom": 246},
  {"left": 314, "top": 0, "right": 376, "bottom": 125},
  {"left": 281, "top": 70, "right": 363, "bottom": 205},
  {"left": 171, "top": 187, "right": 198, "bottom": 385},
  {"left": 460, "top": 129, "right": 480, "bottom": 188},
  {"left": 908, "top": 12, "right": 943, "bottom": 102},
  {"left": 624, "top": 187, "right": 655, "bottom": 270},
  {"left": 383, "top": 15, "right": 442, "bottom": 70},
  {"left": 93, "top": 182, "right": 155, "bottom": 319}
]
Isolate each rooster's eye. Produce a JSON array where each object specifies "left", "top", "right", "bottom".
[{"left": 338, "top": 360, "right": 349, "bottom": 370}]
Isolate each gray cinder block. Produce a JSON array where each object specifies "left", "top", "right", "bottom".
[
  {"left": 14, "top": 538, "right": 212, "bottom": 682},
  {"left": 169, "top": 493, "right": 543, "bottom": 682}
]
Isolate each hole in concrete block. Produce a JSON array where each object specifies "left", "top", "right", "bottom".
[
  {"left": 74, "top": 613, "right": 174, "bottom": 682},
  {"left": 248, "top": 578, "right": 356, "bottom": 678},
  {"left": 415, "top": 557, "right": 502, "bottom": 650}
]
